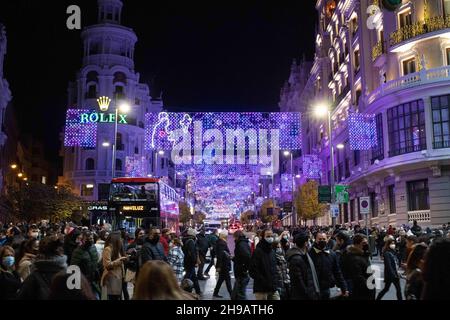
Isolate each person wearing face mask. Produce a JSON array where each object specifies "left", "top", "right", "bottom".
[
  {"left": 17, "top": 235, "right": 68, "bottom": 300},
  {"left": 63, "top": 222, "right": 81, "bottom": 263},
  {"left": 0, "top": 246, "right": 21, "bottom": 300},
  {"left": 27, "top": 225, "right": 40, "bottom": 240},
  {"left": 376, "top": 238, "right": 403, "bottom": 300},
  {"left": 341, "top": 234, "right": 375, "bottom": 300},
  {"left": 17, "top": 238, "right": 39, "bottom": 281},
  {"left": 280, "top": 231, "right": 291, "bottom": 253},
  {"left": 309, "top": 232, "right": 348, "bottom": 300},
  {"left": 126, "top": 228, "right": 145, "bottom": 276},
  {"left": 141, "top": 227, "right": 167, "bottom": 264},
  {"left": 71, "top": 230, "right": 100, "bottom": 297},
  {"left": 249, "top": 228, "right": 279, "bottom": 300}
]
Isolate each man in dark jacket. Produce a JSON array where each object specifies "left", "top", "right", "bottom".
[
  {"left": 141, "top": 227, "right": 167, "bottom": 264},
  {"left": 70, "top": 230, "right": 100, "bottom": 295},
  {"left": 286, "top": 232, "right": 320, "bottom": 300},
  {"left": 182, "top": 228, "right": 201, "bottom": 295},
  {"left": 63, "top": 223, "right": 81, "bottom": 263},
  {"left": 196, "top": 229, "right": 209, "bottom": 280},
  {"left": 232, "top": 230, "right": 251, "bottom": 300},
  {"left": 309, "top": 231, "right": 348, "bottom": 300},
  {"left": 213, "top": 230, "right": 232, "bottom": 298},
  {"left": 341, "top": 234, "right": 375, "bottom": 300},
  {"left": 249, "top": 228, "right": 279, "bottom": 300}
]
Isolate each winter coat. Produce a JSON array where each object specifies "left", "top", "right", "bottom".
[
  {"left": 100, "top": 246, "right": 124, "bottom": 296},
  {"left": 207, "top": 234, "right": 219, "bottom": 255},
  {"left": 249, "top": 239, "right": 277, "bottom": 293},
  {"left": 167, "top": 246, "right": 184, "bottom": 282},
  {"left": 274, "top": 250, "right": 290, "bottom": 298},
  {"left": 215, "top": 238, "right": 231, "bottom": 274},
  {"left": 71, "top": 244, "right": 99, "bottom": 282},
  {"left": 405, "top": 268, "right": 424, "bottom": 300},
  {"left": 17, "top": 256, "right": 67, "bottom": 300},
  {"left": 182, "top": 237, "right": 198, "bottom": 269},
  {"left": 0, "top": 269, "right": 21, "bottom": 300},
  {"left": 383, "top": 249, "right": 400, "bottom": 282},
  {"left": 17, "top": 253, "right": 36, "bottom": 281},
  {"left": 160, "top": 235, "right": 170, "bottom": 257},
  {"left": 197, "top": 233, "right": 210, "bottom": 256},
  {"left": 140, "top": 238, "right": 167, "bottom": 264},
  {"left": 233, "top": 235, "right": 251, "bottom": 278},
  {"left": 309, "top": 245, "right": 347, "bottom": 292},
  {"left": 63, "top": 229, "right": 81, "bottom": 262},
  {"left": 341, "top": 245, "right": 375, "bottom": 300},
  {"left": 286, "top": 247, "right": 319, "bottom": 300},
  {"left": 95, "top": 240, "right": 105, "bottom": 263}
]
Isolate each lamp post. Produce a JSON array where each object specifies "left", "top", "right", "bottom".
[
  {"left": 284, "top": 151, "right": 296, "bottom": 226},
  {"left": 111, "top": 102, "right": 130, "bottom": 178},
  {"left": 315, "top": 104, "right": 337, "bottom": 227}
]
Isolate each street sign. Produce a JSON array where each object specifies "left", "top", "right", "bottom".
[
  {"left": 318, "top": 185, "right": 332, "bottom": 203},
  {"left": 335, "top": 185, "right": 349, "bottom": 204},
  {"left": 359, "top": 196, "right": 371, "bottom": 215},
  {"left": 330, "top": 204, "right": 340, "bottom": 218}
]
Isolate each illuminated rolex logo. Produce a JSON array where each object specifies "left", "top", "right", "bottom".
[{"left": 97, "top": 96, "right": 111, "bottom": 112}]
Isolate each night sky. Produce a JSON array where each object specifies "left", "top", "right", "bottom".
[{"left": 0, "top": 0, "right": 316, "bottom": 166}]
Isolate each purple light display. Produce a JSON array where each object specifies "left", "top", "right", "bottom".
[
  {"left": 125, "top": 156, "right": 146, "bottom": 177},
  {"left": 64, "top": 109, "right": 97, "bottom": 148},
  {"left": 145, "top": 112, "right": 302, "bottom": 151},
  {"left": 348, "top": 113, "right": 377, "bottom": 150},
  {"left": 281, "top": 174, "right": 293, "bottom": 192},
  {"left": 303, "top": 155, "right": 322, "bottom": 179}
]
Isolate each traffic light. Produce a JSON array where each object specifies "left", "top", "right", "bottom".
[{"left": 382, "top": 0, "right": 402, "bottom": 11}]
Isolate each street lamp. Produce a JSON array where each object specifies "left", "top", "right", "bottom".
[
  {"left": 314, "top": 103, "right": 337, "bottom": 227},
  {"left": 111, "top": 101, "right": 130, "bottom": 178},
  {"left": 17, "top": 173, "right": 23, "bottom": 178},
  {"left": 284, "top": 150, "right": 296, "bottom": 226},
  {"left": 10, "top": 164, "right": 17, "bottom": 170},
  {"left": 102, "top": 141, "right": 110, "bottom": 147},
  {"left": 336, "top": 143, "right": 345, "bottom": 150}
]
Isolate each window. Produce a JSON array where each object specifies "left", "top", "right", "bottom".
[
  {"left": 98, "top": 184, "right": 110, "bottom": 201},
  {"left": 81, "top": 184, "right": 94, "bottom": 197},
  {"left": 407, "top": 179, "right": 430, "bottom": 211},
  {"left": 115, "top": 86, "right": 124, "bottom": 99},
  {"left": 135, "top": 146, "right": 139, "bottom": 154},
  {"left": 388, "top": 185, "right": 396, "bottom": 214},
  {"left": 355, "top": 89, "right": 362, "bottom": 106},
  {"left": 445, "top": 0, "right": 450, "bottom": 16},
  {"left": 354, "top": 50, "right": 360, "bottom": 73},
  {"left": 357, "top": 198, "right": 362, "bottom": 221},
  {"left": 87, "top": 85, "right": 97, "bottom": 99},
  {"left": 345, "top": 158, "right": 350, "bottom": 178},
  {"left": 116, "top": 133, "right": 124, "bottom": 151},
  {"left": 344, "top": 203, "right": 349, "bottom": 223},
  {"left": 350, "top": 199, "right": 355, "bottom": 221},
  {"left": 402, "top": 58, "right": 416, "bottom": 75},
  {"left": 354, "top": 150, "right": 360, "bottom": 166},
  {"left": 85, "top": 158, "right": 95, "bottom": 170},
  {"left": 371, "top": 113, "right": 384, "bottom": 163},
  {"left": 387, "top": 100, "right": 426, "bottom": 157},
  {"left": 116, "top": 159, "right": 123, "bottom": 172},
  {"left": 351, "top": 16, "right": 358, "bottom": 35},
  {"left": 370, "top": 192, "right": 378, "bottom": 218},
  {"left": 399, "top": 10, "right": 412, "bottom": 28},
  {"left": 447, "top": 48, "right": 450, "bottom": 65},
  {"left": 432, "top": 94, "right": 450, "bottom": 149}
]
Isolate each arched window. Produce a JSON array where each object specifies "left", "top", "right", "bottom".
[
  {"left": 113, "top": 72, "right": 127, "bottom": 84},
  {"left": 116, "top": 133, "right": 124, "bottom": 150},
  {"left": 85, "top": 158, "right": 95, "bottom": 170},
  {"left": 86, "top": 71, "right": 99, "bottom": 83},
  {"left": 116, "top": 159, "right": 123, "bottom": 171}
]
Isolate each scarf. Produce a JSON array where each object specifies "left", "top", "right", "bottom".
[{"left": 306, "top": 252, "right": 320, "bottom": 295}]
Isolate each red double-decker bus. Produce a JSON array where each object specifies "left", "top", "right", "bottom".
[{"left": 108, "top": 177, "right": 180, "bottom": 234}]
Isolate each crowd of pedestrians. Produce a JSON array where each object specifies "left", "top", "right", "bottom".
[{"left": 0, "top": 220, "right": 449, "bottom": 300}]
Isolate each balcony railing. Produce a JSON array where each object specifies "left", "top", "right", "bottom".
[
  {"left": 408, "top": 210, "right": 431, "bottom": 223},
  {"left": 372, "top": 40, "right": 386, "bottom": 61},
  {"left": 390, "top": 15, "right": 450, "bottom": 47},
  {"left": 367, "top": 65, "right": 450, "bottom": 104}
]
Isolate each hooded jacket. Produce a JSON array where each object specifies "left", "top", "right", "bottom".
[
  {"left": 16, "top": 255, "right": 67, "bottom": 300},
  {"left": 286, "top": 247, "right": 319, "bottom": 300},
  {"left": 341, "top": 245, "right": 375, "bottom": 300},
  {"left": 215, "top": 238, "right": 231, "bottom": 274},
  {"left": 249, "top": 239, "right": 277, "bottom": 293}
]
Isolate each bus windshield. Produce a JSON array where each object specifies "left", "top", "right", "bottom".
[{"left": 110, "top": 182, "right": 158, "bottom": 202}]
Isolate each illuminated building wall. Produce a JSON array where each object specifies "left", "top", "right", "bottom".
[
  {"left": 284, "top": 0, "right": 450, "bottom": 227},
  {"left": 59, "top": 0, "right": 164, "bottom": 201}
]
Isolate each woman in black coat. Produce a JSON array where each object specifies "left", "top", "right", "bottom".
[
  {"left": 376, "top": 239, "right": 403, "bottom": 300},
  {"left": 0, "top": 246, "right": 21, "bottom": 300},
  {"left": 213, "top": 231, "right": 232, "bottom": 298}
]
